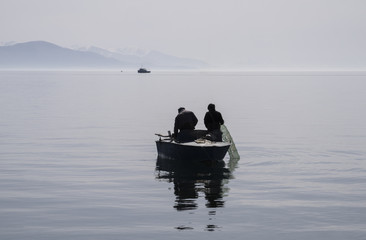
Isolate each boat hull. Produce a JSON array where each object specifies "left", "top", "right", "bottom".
[{"left": 156, "top": 140, "right": 230, "bottom": 161}]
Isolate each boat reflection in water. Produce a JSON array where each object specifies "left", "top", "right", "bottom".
[
  {"left": 155, "top": 156, "right": 239, "bottom": 231},
  {"left": 156, "top": 156, "right": 232, "bottom": 211}
]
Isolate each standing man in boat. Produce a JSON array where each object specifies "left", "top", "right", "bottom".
[
  {"left": 173, "top": 107, "right": 198, "bottom": 141},
  {"left": 204, "top": 103, "right": 224, "bottom": 141}
]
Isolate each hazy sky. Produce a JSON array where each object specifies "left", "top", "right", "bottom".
[{"left": 1, "top": 0, "right": 366, "bottom": 68}]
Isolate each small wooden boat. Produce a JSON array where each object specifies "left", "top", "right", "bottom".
[{"left": 155, "top": 130, "right": 231, "bottom": 161}]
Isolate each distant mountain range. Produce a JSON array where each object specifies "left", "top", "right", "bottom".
[{"left": 0, "top": 41, "right": 207, "bottom": 70}]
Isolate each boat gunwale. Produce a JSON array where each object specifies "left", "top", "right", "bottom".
[{"left": 156, "top": 139, "right": 231, "bottom": 147}]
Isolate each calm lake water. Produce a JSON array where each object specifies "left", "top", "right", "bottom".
[{"left": 0, "top": 70, "right": 366, "bottom": 240}]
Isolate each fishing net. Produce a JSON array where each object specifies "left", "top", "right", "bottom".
[{"left": 221, "top": 124, "right": 240, "bottom": 160}]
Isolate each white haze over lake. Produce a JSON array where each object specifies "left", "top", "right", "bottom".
[{"left": 1, "top": 0, "right": 366, "bottom": 69}]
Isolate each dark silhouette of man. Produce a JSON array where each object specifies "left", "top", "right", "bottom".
[
  {"left": 204, "top": 103, "right": 224, "bottom": 141},
  {"left": 173, "top": 107, "right": 198, "bottom": 141}
]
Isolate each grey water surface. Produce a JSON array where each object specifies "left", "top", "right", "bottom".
[{"left": 0, "top": 71, "right": 365, "bottom": 240}]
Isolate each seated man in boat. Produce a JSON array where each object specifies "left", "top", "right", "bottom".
[
  {"left": 173, "top": 107, "right": 198, "bottom": 142},
  {"left": 204, "top": 103, "right": 224, "bottom": 141}
]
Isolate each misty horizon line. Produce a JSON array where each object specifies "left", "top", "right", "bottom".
[
  {"left": 1, "top": 68, "right": 366, "bottom": 76},
  {"left": 1, "top": 40, "right": 366, "bottom": 71}
]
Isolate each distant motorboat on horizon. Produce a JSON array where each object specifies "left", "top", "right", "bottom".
[{"left": 138, "top": 68, "right": 151, "bottom": 73}]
